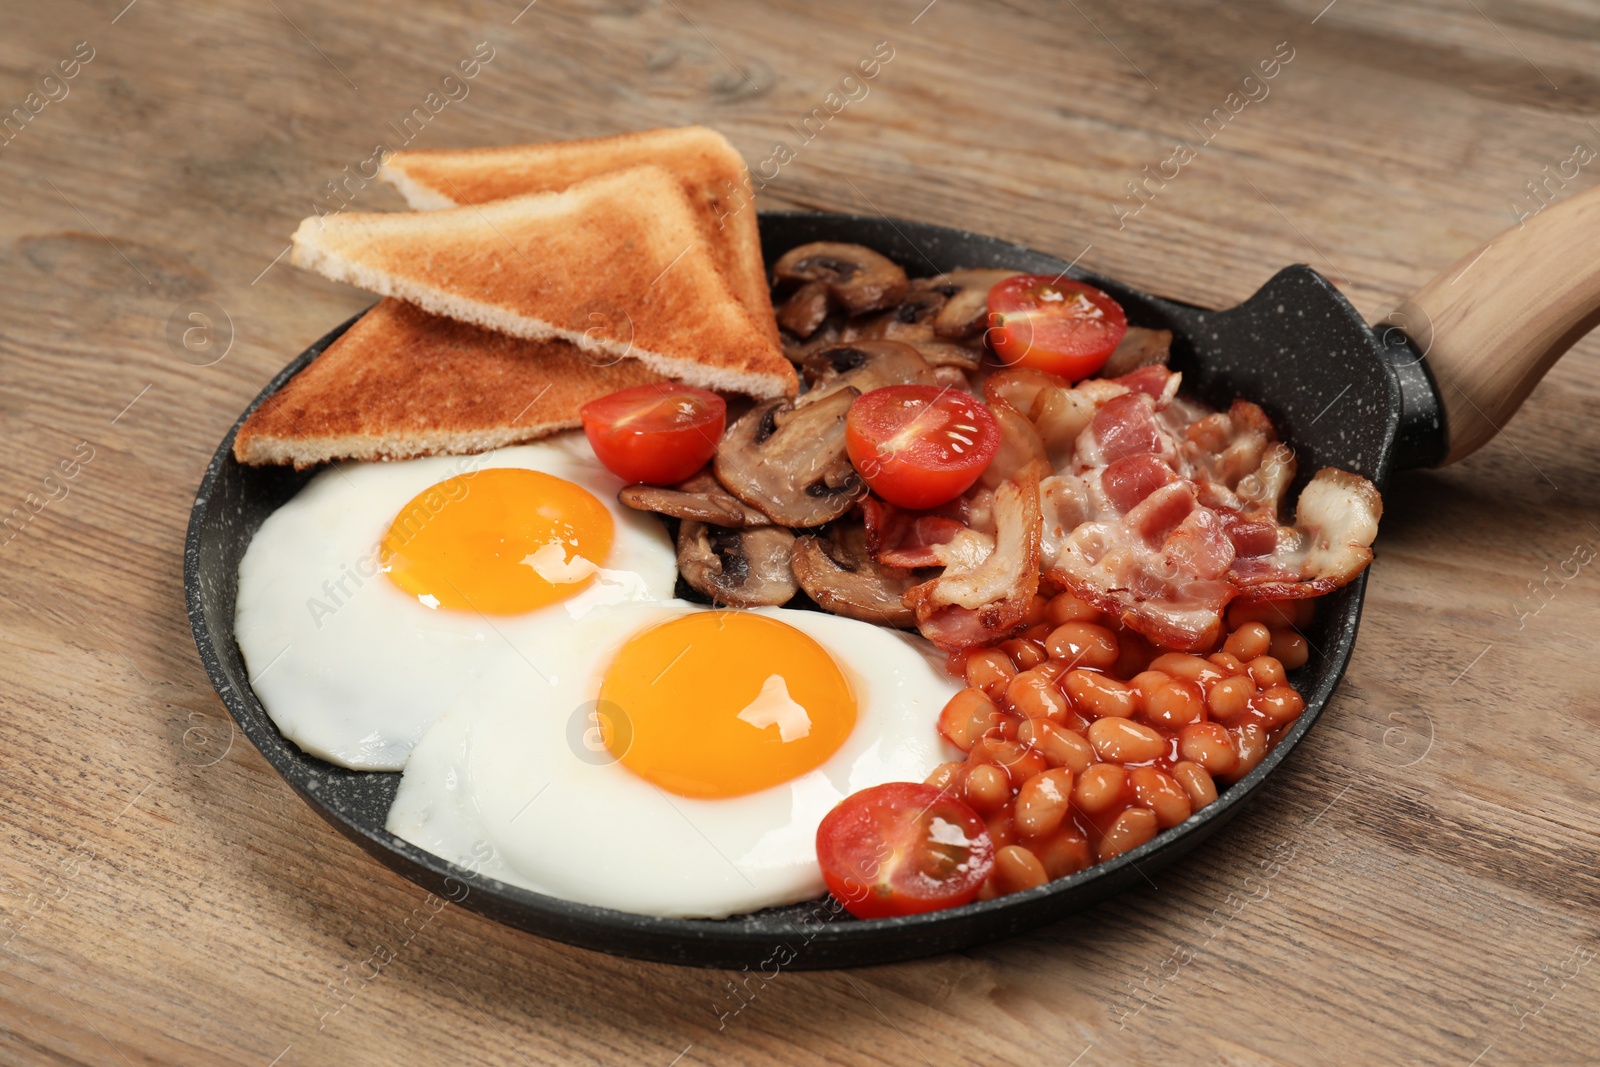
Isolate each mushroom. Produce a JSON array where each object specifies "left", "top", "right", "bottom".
[
  {"left": 713, "top": 388, "right": 866, "bottom": 527},
  {"left": 619, "top": 471, "right": 770, "bottom": 527},
  {"left": 678, "top": 521, "right": 798, "bottom": 607},
  {"left": 798, "top": 340, "right": 936, "bottom": 406},
  {"left": 776, "top": 280, "right": 831, "bottom": 339},
  {"left": 842, "top": 289, "right": 987, "bottom": 371},
  {"left": 792, "top": 523, "right": 919, "bottom": 627},
  {"left": 781, "top": 314, "right": 844, "bottom": 366},
  {"left": 916, "top": 269, "right": 1019, "bottom": 340},
  {"left": 841, "top": 288, "right": 942, "bottom": 339},
  {"left": 773, "top": 242, "right": 908, "bottom": 315},
  {"left": 1100, "top": 325, "right": 1173, "bottom": 377}
]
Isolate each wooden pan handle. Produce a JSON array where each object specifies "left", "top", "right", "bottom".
[{"left": 1391, "top": 182, "right": 1600, "bottom": 465}]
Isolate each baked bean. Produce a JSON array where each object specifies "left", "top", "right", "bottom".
[
  {"left": 1225, "top": 723, "right": 1269, "bottom": 782},
  {"left": 1033, "top": 828, "right": 1093, "bottom": 879},
  {"left": 1014, "top": 768, "right": 1074, "bottom": 838},
  {"left": 1087, "top": 717, "right": 1166, "bottom": 764},
  {"left": 1208, "top": 651, "right": 1247, "bottom": 676},
  {"left": 1130, "top": 767, "right": 1193, "bottom": 828},
  {"left": 1129, "top": 669, "right": 1171, "bottom": 709},
  {"left": 993, "top": 845, "right": 1049, "bottom": 894},
  {"left": 986, "top": 811, "right": 1019, "bottom": 850},
  {"left": 924, "top": 761, "right": 966, "bottom": 791},
  {"left": 1171, "top": 760, "right": 1217, "bottom": 809},
  {"left": 1045, "top": 591, "right": 1100, "bottom": 626},
  {"left": 1246, "top": 655, "right": 1287, "bottom": 689},
  {"left": 1001, "top": 637, "right": 1048, "bottom": 671},
  {"left": 975, "top": 877, "right": 999, "bottom": 902},
  {"left": 1063, "top": 669, "right": 1137, "bottom": 719},
  {"left": 1034, "top": 659, "right": 1070, "bottom": 683},
  {"left": 1097, "top": 807, "right": 1159, "bottom": 860},
  {"left": 1270, "top": 629, "right": 1309, "bottom": 669},
  {"left": 1148, "top": 652, "right": 1223, "bottom": 688},
  {"left": 1005, "top": 670, "right": 1069, "bottom": 722},
  {"left": 964, "top": 649, "right": 1017, "bottom": 701},
  {"left": 1144, "top": 678, "right": 1205, "bottom": 728},
  {"left": 1224, "top": 622, "right": 1272, "bottom": 661},
  {"left": 1023, "top": 593, "right": 1050, "bottom": 628},
  {"left": 938, "top": 688, "right": 1000, "bottom": 752},
  {"left": 1017, "top": 718, "right": 1095, "bottom": 774},
  {"left": 1022, "top": 622, "right": 1053, "bottom": 643},
  {"left": 1207, "top": 675, "right": 1255, "bottom": 722},
  {"left": 1046, "top": 622, "right": 1120, "bottom": 671},
  {"left": 1073, "top": 763, "right": 1127, "bottom": 813},
  {"left": 1257, "top": 684, "right": 1305, "bottom": 726},
  {"left": 1178, "top": 721, "right": 1238, "bottom": 775},
  {"left": 971, "top": 736, "right": 1045, "bottom": 783},
  {"left": 1015, "top": 746, "right": 1052, "bottom": 783},
  {"left": 964, "top": 763, "right": 1012, "bottom": 814}
]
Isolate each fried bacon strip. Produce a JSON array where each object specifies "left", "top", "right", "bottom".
[
  {"left": 902, "top": 469, "right": 1042, "bottom": 651},
  {"left": 1025, "top": 366, "right": 1377, "bottom": 651},
  {"left": 860, "top": 496, "right": 973, "bottom": 568},
  {"left": 1228, "top": 468, "right": 1383, "bottom": 601}
]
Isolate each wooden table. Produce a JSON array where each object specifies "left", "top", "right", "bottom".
[{"left": 4, "top": 1, "right": 1598, "bottom": 1063}]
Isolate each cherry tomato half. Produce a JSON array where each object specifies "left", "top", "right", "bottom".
[
  {"left": 845, "top": 385, "right": 1001, "bottom": 509},
  {"left": 986, "top": 274, "right": 1128, "bottom": 381},
  {"left": 580, "top": 383, "right": 727, "bottom": 485},
  {"left": 816, "top": 782, "right": 995, "bottom": 919}
]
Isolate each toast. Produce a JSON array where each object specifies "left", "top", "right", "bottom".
[
  {"left": 379, "top": 126, "right": 776, "bottom": 344},
  {"left": 233, "top": 298, "right": 663, "bottom": 467},
  {"left": 291, "top": 165, "right": 797, "bottom": 399}
]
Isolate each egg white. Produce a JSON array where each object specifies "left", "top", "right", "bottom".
[
  {"left": 234, "top": 438, "right": 678, "bottom": 771},
  {"left": 386, "top": 601, "right": 964, "bottom": 918}
]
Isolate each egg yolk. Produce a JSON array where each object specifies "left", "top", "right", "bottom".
[
  {"left": 599, "top": 613, "right": 857, "bottom": 799},
  {"left": 380, "top": 468, "right": 614, "bottom": 614}
]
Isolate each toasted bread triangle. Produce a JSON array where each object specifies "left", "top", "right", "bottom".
[
  {"left": 291, "top": 165, "right": 796, "bottom": 398},
  {"left": 379, "top": 126, "right": 775, "bottom": 345},
  {"left": 233, "top": 299, "right": 663, "bottom": 467}
]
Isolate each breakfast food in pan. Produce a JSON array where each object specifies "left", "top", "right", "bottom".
[{"left": 232, "top": 126, "right": 1380, "bottom": 921}]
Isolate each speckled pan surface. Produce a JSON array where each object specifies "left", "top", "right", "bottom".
[{"left": 185, "top": 211, "right": 1404, "bottom": 970}]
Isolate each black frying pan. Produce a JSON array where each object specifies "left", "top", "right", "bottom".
[{"left": 187, "top": 201, "right": 1586, "bottom": 969}]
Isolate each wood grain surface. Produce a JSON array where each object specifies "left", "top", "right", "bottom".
[{"left": 3, "top": 1, "right": 1599, "bottom": 1064}]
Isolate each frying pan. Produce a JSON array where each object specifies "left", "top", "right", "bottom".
[{"left": 186, "top": 195, "right": 1594, "bottom": 969}]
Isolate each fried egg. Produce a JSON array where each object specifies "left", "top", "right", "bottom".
[
  {"left": 234, "top": 438, "right": 678, "bottom": 770},
  {"left": 386, "top": 602, "right": 963, "bottom": 918}
]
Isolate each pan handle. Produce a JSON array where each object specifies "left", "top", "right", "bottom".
[{"left": 1389, "top": 183, "right": 1600, "bottom": 465}]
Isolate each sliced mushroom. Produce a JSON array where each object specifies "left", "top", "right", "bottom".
[
  {"left": 619, "top": 471, "right": 770, "bottom": 527},
  {"left": 792, "top": 523, "right": 918, "bottom": 627},
  {"left": 915, "top": 269, "right": 1018, "bottom": 340},
  {"left": 781, "top": 314, "right": 844, "bottom": 366},
  {"left": 909, "top": 340, "right": 984, "bottom": 371},
  {"left": 713, "top": 388, "right": 866, "bottom": 527},
  {"left": 842, "top": 293, "right": 986, "bottom": 370},
  {"left": 1100, "top": 325, "right": 1173, "bottom": 377},
  {"left": 840, "top": 290, "right": 942, "bottom": 340},
  {"left": 678, "top": 521, "right": 798, "bottom": 607},
  {"left": 773, "top": 242, "right": 908, "bottom": 315},
  {"left": 798, "top": 340, "right": 936, "bottom": 406},
  {"left": 931, "top": 364, "right": 975, "bottom": 392},
  {"left": 777, "top": 280, "right": 831, "bottom": 339}
]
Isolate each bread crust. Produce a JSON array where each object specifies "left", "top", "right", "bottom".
[{"left": 233, "top": 299, "right": 662, "bottom": 467}]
